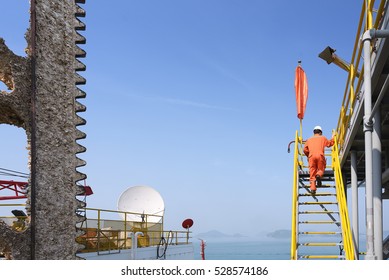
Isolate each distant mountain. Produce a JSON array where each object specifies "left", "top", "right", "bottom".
[
  {"left": 195, "top": 230, "right": 246, "bottom": 239},
  {"left": 232, "top": 233, "right": 246, "bottom": 238},
  {"left": 266, "top": 229, "right": 291, "bottom": 239}
]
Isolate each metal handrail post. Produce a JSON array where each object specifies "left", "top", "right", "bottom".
[{"left": 290, "top": 130, "right": 299, "bottom": 260}]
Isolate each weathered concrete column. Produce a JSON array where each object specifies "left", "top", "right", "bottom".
[
  {"left": 0, "top": 36, "right": 33, "bottom": 261},
  {"left": 29, "top": 0, "right": 87, "bottom": 260},
  {"left": 0, "top": 0, "right": 87, "bottom": 259}
]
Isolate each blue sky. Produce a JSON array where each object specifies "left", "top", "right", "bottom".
[{"left": 1, "top": 1, "right": 387, "bottom": 236}]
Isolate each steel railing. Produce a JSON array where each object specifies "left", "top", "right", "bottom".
[
  {"left": 335, "top": 0, "right": 387, "bottom": 154},
  {"left": 331, "top": 134, "right": 356, "bottom": 260},
  {"left": 0, "top": 204, "right": 192, "bottom": 254},
  {"left": 290, "top": 130, "right": 303, "bottom": 260},
  {"left": 76, "top": 207, "right": 192, "bottom": 254},
  {"left": 290, "top": 130, "right": 356, "bottom": 259}
]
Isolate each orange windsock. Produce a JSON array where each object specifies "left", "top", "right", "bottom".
[{"left": 294, "top": 65, "right": 308, "bottom": 120}]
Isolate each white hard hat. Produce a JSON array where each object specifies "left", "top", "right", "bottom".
[{"left": 314, "top": 126, "right": 322, "bottom": 131}]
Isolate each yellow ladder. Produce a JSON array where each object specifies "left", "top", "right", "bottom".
[{"left": 290, "top": 131, "right": 356, "bottom": 260}]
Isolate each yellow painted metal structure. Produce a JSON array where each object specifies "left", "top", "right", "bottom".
[
  {"left": 0, "top": 203, "right": 191, "bottom": 256},
  {"left": 290, "top": 131, "right": 300, "bottom": 260},
  {"left": 76, "top": 207, "right": 191, "bottom": 254},
  {"left": 291, "top": 0, "right": 388, "bottom": 260},
  {"left": 336, "top": 0, "right": 386, "bottom": 153},
  {"left": 290, "top": 131, "right": 355, "bottom": 260},
  {"left": 331, "top": 134, "right": 356, "bottom": 259}
]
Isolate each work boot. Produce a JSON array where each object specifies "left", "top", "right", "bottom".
[
  {"left": 316, "top": 175, "right": 322, "bottom": 188},
  {"left": 310, "top": 182, "right": 316, "bottom": 195}
]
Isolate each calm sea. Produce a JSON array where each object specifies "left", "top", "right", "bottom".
[
  {"left": 192, "top": 238, "right": 291, "bottom": 260},
  {"left": 192, "top": 237, "right": 368, "bottom": 260}
]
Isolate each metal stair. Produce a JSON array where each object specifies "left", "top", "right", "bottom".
[
  {"left": 295, "top": 170, "right": 345, "bottom": 259},
  {"left": 290, "top": 131, "right": 355, "bottom": 260}
]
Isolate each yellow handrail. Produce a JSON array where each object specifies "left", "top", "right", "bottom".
[
  {"left": 290, "top": 1, "right": 386, "bottom": 261},
  {"left": 331, "top": 134, "right": 356, "bottom": 260},
  {"left": 76, "top": 207, "right": 191, "bottom": 254},
  {"left": 290, "top": 130, "right": 300, "bottom": 260},
  {"left": 291, "top": 130, "right": 356, "bottom": 260},
  {"left": 336, "top": 0, "right": 386, "bottom": 153}
]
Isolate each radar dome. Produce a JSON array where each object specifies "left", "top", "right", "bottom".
[{"left": 117, "top": 185, "right": 164, "bottom": 224}]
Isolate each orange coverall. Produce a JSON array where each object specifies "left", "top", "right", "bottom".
[{"left": 303, "top": 134, "right": 334, "bottom": 190}]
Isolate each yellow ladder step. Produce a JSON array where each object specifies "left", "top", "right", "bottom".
[
  {"left": 299, "top": 185, "right": 335, "bottom": 188},
  {"left": 299, "top": 242, "right": 341, "bottom": 246},
  {"left": 299, "top": 255, "right": 344, "bottom": 259},
  {"left": 300, "top": 192, "right": 336, "bottom": 197},
  {"left": 299, "top": 231, "right": 340, "bottom": 235},
  {"left": 299, "top": 211, "right": 339, "bottom": 214},
  {"left": 299, "top": 201, "right": 337, "bottom": 205},
  {"left": 298, "top": 169, "right": 333, "bottom": 176},
  {"left": 299, "top": 220, "right": 339, "bottom": 224}
]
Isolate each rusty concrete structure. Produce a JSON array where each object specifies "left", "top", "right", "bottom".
[{"left": 0, "top": 0, "right": 87, "bottom": 259}]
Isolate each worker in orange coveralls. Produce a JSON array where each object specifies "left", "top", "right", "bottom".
[{"left": 303, "top": 126, "right": 335, "bottom": 194}]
